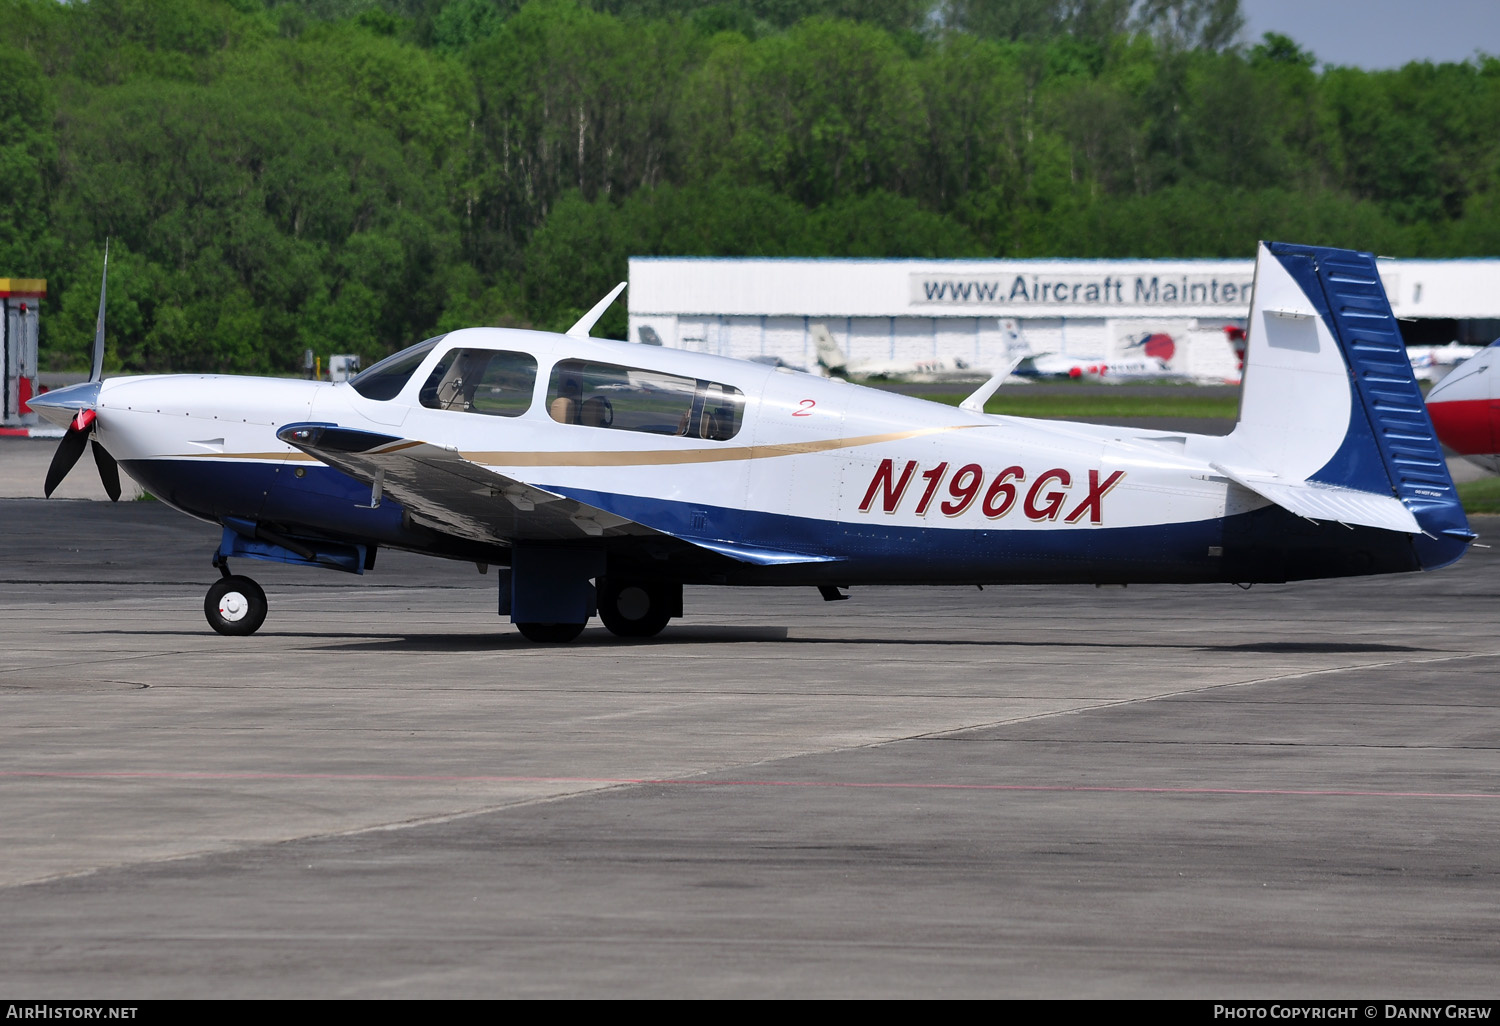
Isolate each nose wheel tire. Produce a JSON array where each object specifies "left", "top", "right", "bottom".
[
  {"left": 205, "top": 575, "right": 268, "bottom": 636},
  {"left": 515, "top": 621, "right": 586, "bottom": 643},
  {"left": 597, "top": 579, "right": 673, "bottom": 638}
]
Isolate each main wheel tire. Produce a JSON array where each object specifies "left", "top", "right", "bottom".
[
  {"left": 205, "top": 575, "right": 268, "bottom": 636},
  {"left": 515, "top": 621, "right": 586, "bottom": 643},
  {"left": 597, "top": 579, "right": 673, "bottom": 638}
]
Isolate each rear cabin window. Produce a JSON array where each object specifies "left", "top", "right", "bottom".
[
  {"left": 348, "top": 336, "right": 445, "bottom": 401},
  {"left": 546, "top": 359, "right": 745, "bottom": 441},
  {"left": 418, "top": 348, "right": 537, "bottom": 418}
]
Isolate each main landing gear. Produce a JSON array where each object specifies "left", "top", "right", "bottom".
[
  {"left": 205, "top": 556, "right": 268, "bottom": 636},
  {"left": 595, "top": 578, "right": 676, "bottom": 639},
  {"left": 509, "top": 577, "right": 679, "bottom": 643}
]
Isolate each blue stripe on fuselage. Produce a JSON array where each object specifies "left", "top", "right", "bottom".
[
  {"left": 543, "top": 484, "right": 1421, "bottom": 586},
  {"left": 124, "top": 458, "right": 1427, "bottom": 585}
]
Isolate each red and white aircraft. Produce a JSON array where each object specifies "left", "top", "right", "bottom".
[{"left": 1425, "top": 341, "right": 1500, "bottom": 473}]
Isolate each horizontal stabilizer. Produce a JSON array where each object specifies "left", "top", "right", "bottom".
[{"left": 1210, "top": 462, "right": 1420, "bottom": 534}]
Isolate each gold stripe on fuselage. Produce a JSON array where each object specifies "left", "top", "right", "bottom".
[{"left": 172, "top": 424, "right": 984, "bottom": 467}]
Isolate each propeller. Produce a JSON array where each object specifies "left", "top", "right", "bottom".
[{"left": 42, "top": 242, "right": 122, "bottom": 501}]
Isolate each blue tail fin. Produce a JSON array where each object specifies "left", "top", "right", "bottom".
[{"left": 1224, "top": 242, "right": 1471, "bottom": 570}]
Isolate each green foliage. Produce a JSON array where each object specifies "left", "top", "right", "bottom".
[
  {"left": 918, "top": 388, "right": 1240, "bottom": 419},
  {"left": 8, "top": 0, "right": 1500, "bottom": 374},
  {"left": 1457, "top": 475, "right": 1500, "bottom": 514}
]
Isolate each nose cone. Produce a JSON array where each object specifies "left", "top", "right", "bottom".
[{"left": 25, "top": 381, "right": 101, "bottom": 429}]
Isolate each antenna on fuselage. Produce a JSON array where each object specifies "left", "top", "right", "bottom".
[
  {"left": 959, "top": 354, "right": 1026, "bottom": 414},
  {"left": 566, "top": 281, "right": 627, "bottom": 339}
]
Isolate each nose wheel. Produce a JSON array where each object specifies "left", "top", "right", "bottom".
[{"left": 205, "top": 575, "right": 268, "bottom": 636}]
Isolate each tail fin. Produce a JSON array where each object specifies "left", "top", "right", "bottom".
[
  {"left": 1217, "top": 242, "right": 1471, "bottom": 569},
  {"left": 810, "top": 323, "right": 848, "bottom": 376}
]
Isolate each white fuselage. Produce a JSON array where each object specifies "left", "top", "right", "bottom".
[{"left": 89, "top": 328, "right": 1250, "bottom": 550}]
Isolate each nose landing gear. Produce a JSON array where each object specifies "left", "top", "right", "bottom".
[{"left": 205, "top": 556, "right": 267, "bottom": 636}]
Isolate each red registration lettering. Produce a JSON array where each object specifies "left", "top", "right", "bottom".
[
  {"left": 1063, "top": 469, "right": 1126, "bottom": 524},
  {"left": 982, "top": 466, "right": 1024, "bottom": 519},
  {"left": 1024, "top": 468, "right": 1071, "bottom": 521},
  {"left": 913, "top": 462, "right": 950, "bottom": 516},
  {"left": 856, "top": 460, "right": 1117, "bottom": 524},
  {"left": 941, "top": 464, "right": 984, "bottom": 516},
  {"left": 858, "top": 458, "right": 918, "bottom": 514}
]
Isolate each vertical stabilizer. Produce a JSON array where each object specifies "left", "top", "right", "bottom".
[
  {"left": 1223, "top": 242, "right": 1470, "bottom": 568},
  {"left": 810, "top": 324, "right": 849, "bottom": 376}
]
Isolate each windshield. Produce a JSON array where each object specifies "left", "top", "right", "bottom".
[{"left": 348, "top": 336, "right": 445, "bottom": 401}]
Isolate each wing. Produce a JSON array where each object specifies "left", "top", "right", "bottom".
[{"left": 275, "top": 423, "right": 840, "bottom": 566}]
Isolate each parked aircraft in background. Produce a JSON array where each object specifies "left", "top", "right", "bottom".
[
  {"left": 1223, "top": 325, "right": 1248, "bottom": 384},
  {"left": 1425, "top": 340, "right": 1500, "bottom": 473},
  {"left": 1000, "top": 318, "right": 1178, "bottom": 383},
  {"left": 31, "top": 243, "right": 1470, "bottom": 643},
  {"left": 1407, "top": 341, "right": 1484, "bottom": 383},
  {"left": 1010, "top": 349, "right": 1175, "bottom": 381},
  {"left": 811, "top": 323, "right": 979, "bottom": 381}
]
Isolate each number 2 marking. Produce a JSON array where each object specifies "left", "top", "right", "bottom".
[{"left": 793, "top": 399, "right": 816, "bottom": 416}]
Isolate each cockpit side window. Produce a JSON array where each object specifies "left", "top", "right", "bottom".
[
  {"left": 348, "top": 336, "right": 445, "bottom": 401},
  {"left": 546, "top": 359, "right": 745, "bottom": 440},
  {"left": 418, "top": 348, "right": 537, "bottom": 417}
]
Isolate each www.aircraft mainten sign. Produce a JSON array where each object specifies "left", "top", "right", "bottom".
[{"left": 912, "top": 271, "right": 1257, "bottom": 310}]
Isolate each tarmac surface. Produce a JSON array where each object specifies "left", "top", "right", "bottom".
[{"left": 0, "top": 468, "right": 1498, "bottom": 996}]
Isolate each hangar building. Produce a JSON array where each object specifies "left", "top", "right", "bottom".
[{"left": 627, "top": 256, "right": 1500, "bottom": 380}]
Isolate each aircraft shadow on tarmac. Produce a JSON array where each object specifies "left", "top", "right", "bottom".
[
  {"left": 75, "top": 626, "right": 1427, "bottom": 655},
  {"left": 1212, "top": 640, "right": 1427, "bottom": 654},
  {"left": 75, "top": 628, "right": 1421, "bottom": 655}
]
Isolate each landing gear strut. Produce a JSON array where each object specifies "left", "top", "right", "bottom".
[{"left": 205, "top": 558, "right": 267, "bottom": 636}]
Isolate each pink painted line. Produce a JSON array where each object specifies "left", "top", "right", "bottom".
[{"left": 0, "top": 770, "right": 1496, "bottom": 800}]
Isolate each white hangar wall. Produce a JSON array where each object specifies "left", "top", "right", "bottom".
[{"left": 626, "top": 256, "right": 1500, "bottom": 380}]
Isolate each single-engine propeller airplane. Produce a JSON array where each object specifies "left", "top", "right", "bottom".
[{"left": 30, "top": 242, "right": 1473, "bottom": 642}]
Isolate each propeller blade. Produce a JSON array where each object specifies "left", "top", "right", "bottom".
[
  {"left": 91, "top": 439, "right": 122, "bottom": 502},
  {"left": 90, "top": 240, "right": 109, "bottom": 383},
  {"left": 44, "top": 423, "right": 91, "bottom": 498}
]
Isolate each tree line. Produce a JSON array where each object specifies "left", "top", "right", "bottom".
[{"left": 1, "top": 0, "right": 1497, "bottom": 373}]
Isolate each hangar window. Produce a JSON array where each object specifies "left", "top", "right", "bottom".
[
  {"left": 349, "top": 336, "right": 445, "bottom": 401},
  {"left": 418, "top": 348, "right": 537, "bottom": 417},
  {"left": 546, "top": 359, "right": 745, "bottom": 440}
]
